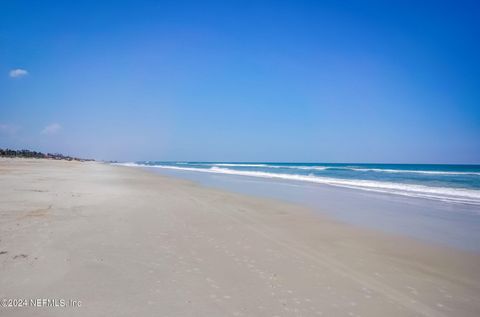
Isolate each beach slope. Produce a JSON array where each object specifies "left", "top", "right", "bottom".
[{"left": 0, "top": 159, "right": 479, "bottom": 316}]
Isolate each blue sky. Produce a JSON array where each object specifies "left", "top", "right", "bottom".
[{"left": 1, "top": 0, "right": 479, "bottom": 163}]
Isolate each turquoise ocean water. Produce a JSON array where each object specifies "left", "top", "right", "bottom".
[{"left": 123, "top": 162, "right": 480, "bottom": 205}]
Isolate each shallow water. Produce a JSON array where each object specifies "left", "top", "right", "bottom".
[
  {"left": 128, "top": 162, "right": 480, "bottom": 205},
  {"left": 138, "top": 166, "right": 480, "bottom": 253}
]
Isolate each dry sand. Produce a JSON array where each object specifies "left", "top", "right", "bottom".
[{"left": 0, "top": 158, "right": 479, "bottom": 316}]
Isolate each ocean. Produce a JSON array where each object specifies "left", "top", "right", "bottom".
[{"left": 122, "top": 162, "right": 480, "bottom": 206}]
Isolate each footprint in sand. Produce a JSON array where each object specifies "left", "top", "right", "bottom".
[{"left": 13, "top": 254, "right": 28, "bottom": 259}]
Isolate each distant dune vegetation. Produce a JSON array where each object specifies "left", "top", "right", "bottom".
[{"left": 0, "top": 148, "right": 93, "bottom": 161}]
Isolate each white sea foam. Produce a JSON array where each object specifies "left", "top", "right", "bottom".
[
  {"left": 118, "top": 163, "right": 480, "bottom": 205},
  {"left": 116, "top": 162, "right": 141, "bottom": 167},
  {"left": 214, "top": 164, "right": 328, "bottom": 171},
  {"left": 175, "top": 163, "right": 478, "bottom": 175},
  {"left": 344, "top": 167, "right": 480, "bottom": 176}
]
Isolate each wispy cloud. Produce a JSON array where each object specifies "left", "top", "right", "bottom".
[
  {"left": 9, "top": 68, "right": 28, "bottom": 78},
  {"left": 0, "top": 123, "right": 20, "bottom": 136},
  {"left": 41, "top": 123, "right": 61, "bottom": 135}
]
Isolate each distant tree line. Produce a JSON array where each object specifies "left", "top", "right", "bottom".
[{"left": 0, "top": 148, "right": 93, "bottom": 161}]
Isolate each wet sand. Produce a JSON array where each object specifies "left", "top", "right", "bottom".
[{"left": 1, "top": 158, "right": 479, "bottom": 316}]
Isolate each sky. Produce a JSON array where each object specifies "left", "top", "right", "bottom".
[{"left": 1, "top": 0, "right": 479, "bottom": 163}]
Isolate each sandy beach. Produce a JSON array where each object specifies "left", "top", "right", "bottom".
[{"left": 0, "top": 158, "right": 479, "bottom": 317}]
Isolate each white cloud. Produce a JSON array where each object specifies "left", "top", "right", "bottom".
[
  {"left": 9, "top": 68, "right": 28, "bottom": 78},
  {"left": 41, "top": 123, "right": 61, "bottom": 135}
]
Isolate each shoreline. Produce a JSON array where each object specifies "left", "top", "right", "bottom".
[
  {"left": 119, "top": 162, "right": 480, "bottom": 206},
  {"left": 135, "top": 165, "right": 480, "bottom": 253},
  {"left": 1, "top": 158, "right": 479, "bottom": 316}
]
